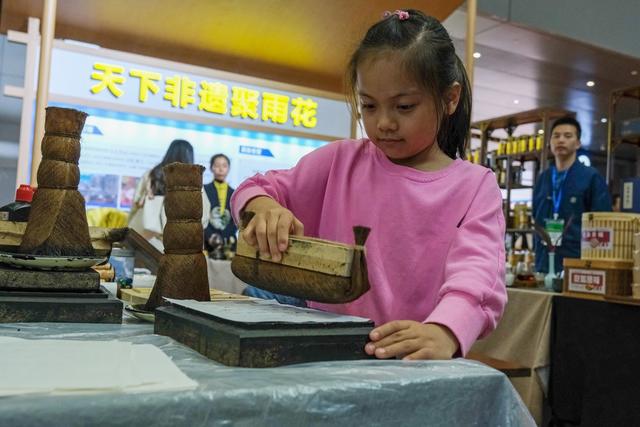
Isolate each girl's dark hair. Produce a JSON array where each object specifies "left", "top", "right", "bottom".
[
  {"left": 210, "top": 153, "right": 231, "bottom": 168},
  {"left": 345, "top": 9, "right": 472, "bottom": 159},
  {"left": 149, "top": 139, "right": 194, "bottom": 195}
]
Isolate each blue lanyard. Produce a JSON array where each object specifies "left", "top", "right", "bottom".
[{"left": 551, "top": 166, "right": 566, "bottom": 218}]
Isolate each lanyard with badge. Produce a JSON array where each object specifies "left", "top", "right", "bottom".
[{"left": 545, "top": 166, "right": 566, "bottom": 247}]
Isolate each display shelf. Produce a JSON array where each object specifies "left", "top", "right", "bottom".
[
  {"left": 611, "top": 134, "right": 640, "bottom": 147},
  {"left": 500, "top": 184, "right": 533, "bottom": 190},
  {"left": 506, "top": 228, "right": 535, "bottom": 234},
  {"left": 472, "top": 107, "right": 575, "bottom": 227},
  {"left": 606, "top": 85, "right": 640, "bottom": 184}
]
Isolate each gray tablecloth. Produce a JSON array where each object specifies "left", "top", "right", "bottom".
[{"left": 0, "top": 322, "right": 534, "bottom": 426}]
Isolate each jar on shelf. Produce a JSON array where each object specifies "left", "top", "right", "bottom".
[
  {"left": 511, "top": 137, "right": 519, "bottom": 154},
  {"left": 519, "top": 136, "right": 527, "bottom": 153}
]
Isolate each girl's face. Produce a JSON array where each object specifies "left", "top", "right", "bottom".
[
  {"left": 357, "top": 51, "right": 445, "bottom": 167},
  {"left": 212, "top": 157, "right": 229, "bottom": 181}
]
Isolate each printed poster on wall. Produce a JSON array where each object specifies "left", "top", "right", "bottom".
[{"left": 61, "top": 104, "right": 327, "bottom": 210}]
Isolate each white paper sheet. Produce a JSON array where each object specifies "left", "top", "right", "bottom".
[
  {"left": 0, "top": 338, "right": 197, "bottom": 396},
  {"left": 164, "top": 298, "right": 371, "bottom": 324}
]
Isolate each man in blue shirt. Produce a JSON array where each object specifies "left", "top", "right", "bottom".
[{"left": 533, "top": 116, "right": 611, "bottom": 273}]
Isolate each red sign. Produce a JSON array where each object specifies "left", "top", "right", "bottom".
[
  {"left": 568, "top": 268, "right": 606, "bottom": 294},
  {"left": 582, "top": 228, "right": 613, "bottom": 250}
]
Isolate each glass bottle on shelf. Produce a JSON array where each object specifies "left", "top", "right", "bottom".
[
  {"left": 505, "top": 264, "right": 515, "bottom": 287},
  {"left": 544, "top": 252, "right": 556, "bottom": 290}
]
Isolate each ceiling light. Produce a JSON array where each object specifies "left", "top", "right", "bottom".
[
  {"left": 537, "top": 129, "right": 544, "bottom": 134},
  {"left": 601, "top": 117, "right": 608, "bottom": 123},
  {"left": 513, "top": 99, "right": 519, "bottom": 104},
  {"left": 632, "top": 70, "right": 638, "bottom": 76},
  {"left": 586, "top": 81, "right": 595, "bottom": 87},
  {"left": 473, "top": 52, "right": 481, "bottom": 59}
]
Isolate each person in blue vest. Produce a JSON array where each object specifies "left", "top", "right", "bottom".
[
  {"left": 204, "top": 153, "right": 237, "bottom": 258},
  {"left": 533, "top": 116, "right": 611, "bottom": 274}
]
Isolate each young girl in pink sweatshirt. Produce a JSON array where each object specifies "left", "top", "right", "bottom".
[{"left": 231, "top": 9, "right": 506, "bottom": 360}]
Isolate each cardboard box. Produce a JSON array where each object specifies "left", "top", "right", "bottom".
[{"left": 563, "top": 258, "right": 633, "bottom": 297}]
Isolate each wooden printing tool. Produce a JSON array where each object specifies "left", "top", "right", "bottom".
[{"left": 231, "top": 211, "right": 371, "bottom": 303}]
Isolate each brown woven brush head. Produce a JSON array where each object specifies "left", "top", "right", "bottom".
[
  {"left": 163, "top": 221, "right": 204, "bottom": 253},
  {"left": 19, "top": 106, "right": 94, "bottom": 256},
  {"left": 37, "top": 160, "right": 81, "bottom": 189},
  {"left": 143, "top": 162, "right": 209, "bottom": 310},
  {"left": 144, "top": 253, "right": 210, "bottom": 310},
  {"left": 41, "top": 135, "right": 81, "bottom": 163},
  {"left": 164, "top": 162, "right": 205, "bottom": 189},
  {"left": 164, "top": 192, "right": 202, "bottom": 219},
  {"left": 19, "top": 189, "right": 94, "bottom": 256},
  {"left": 44, "top": 107, "right": 87, "bottom": 136}
]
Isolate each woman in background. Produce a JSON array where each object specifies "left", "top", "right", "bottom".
[{"left": 128, "top": 139, "right": 210, "bottom": 245}]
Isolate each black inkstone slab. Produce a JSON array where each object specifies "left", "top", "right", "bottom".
[
  {"left": 155, "top": 304, "right": 374, "bottom": 367},
  {"left": 0, "top": 287, "right": 122, "bottom": 323},
  {"left": 0, "top": 265, "right": 100, "bottom": 292}
]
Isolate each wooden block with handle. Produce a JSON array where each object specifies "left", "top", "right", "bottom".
[{"left": 231, "top": 211, "right": 371, "bottom": 303}]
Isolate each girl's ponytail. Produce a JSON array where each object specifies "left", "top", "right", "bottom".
[{"left": 437, "top": 55, "right": 472, "bottom": 159}]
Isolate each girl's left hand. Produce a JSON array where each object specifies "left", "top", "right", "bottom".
[{"left": 364, "top": 321, "right": 460, "bottom": 360}]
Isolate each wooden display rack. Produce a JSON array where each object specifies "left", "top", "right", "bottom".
[
  {"left": 606, "top": 85, "right": 640, "bottom": 185},
  {"left": 471, "top": 107, "right": 575, "bottom": 229}
]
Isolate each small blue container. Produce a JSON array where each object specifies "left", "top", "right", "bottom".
[{"left": 109, "top": 248, "right": 135, "bottom": 287}]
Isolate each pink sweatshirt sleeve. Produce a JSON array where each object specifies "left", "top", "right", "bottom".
[
  {"left": 425, "top": 170, "right": 507, "bottom": 356},
  {"left": 230, "top": 142, "right": 339, "bottom": 236}
]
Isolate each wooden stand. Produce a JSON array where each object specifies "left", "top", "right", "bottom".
[
  {"left": 155, "top": 302, "right": 374, "bottom": 368},
  {"left": 0, "top": 264, "right": 122, "bottom": 323},
  {"left": 0, "top": 286, "right": 122, "bottom": 323}
]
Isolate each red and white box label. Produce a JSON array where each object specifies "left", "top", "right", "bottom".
[
  {"left": 582, "top": 228, "right": 614, "bottom": 251},
  {"left": 568, "top": 268, "right": 606, "bottom": 294}
]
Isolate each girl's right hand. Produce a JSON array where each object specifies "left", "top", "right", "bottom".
[{"left": 242, "top": 196, "right": 304, "bottom": 262}]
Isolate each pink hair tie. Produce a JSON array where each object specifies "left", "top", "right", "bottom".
[{"left": 383, "top": 10, "right": 410, "bottom": 20}]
